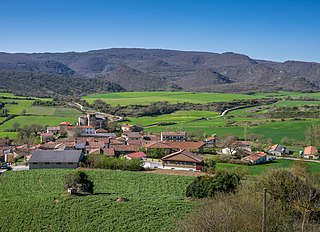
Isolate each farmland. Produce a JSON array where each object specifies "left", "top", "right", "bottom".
[
  {"left": 0, "top": 93, "right": 82, "bottom": 138},
  {"left": 0, "top": 169, "right": 194, "bottom": 232},
  {"left": 83, "top": 91, "right": 320, "bottom": 106},
  {"left": 216, "top": 159, "right": 320, "bottom": 175}
]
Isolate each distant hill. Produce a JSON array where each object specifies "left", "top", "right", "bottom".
[{"left": 0, "top": 48, "right": 319, "bottom": 96}]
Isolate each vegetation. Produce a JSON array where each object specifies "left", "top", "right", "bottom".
[
  {"left": 0, "top": 70, "right": 124, "bottom": 97},
  {"left": 179, "top": 161, "right": 320, "bottom": 232},
  {"left": 86, "top": 154, "right": 144, "bottom": 171},
  {"left": 65, "top": 171, "right": 94, "bottom": 194},
  {"left": 186, "top": 170, "right": 241, "bottom": 198},
  {"left": 0, "top": 169, "right": 194, "bottom": 232}
]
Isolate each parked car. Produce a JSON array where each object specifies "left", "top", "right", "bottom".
[{"left": 0, "top": 163, "right": 11, "bottom": 170}]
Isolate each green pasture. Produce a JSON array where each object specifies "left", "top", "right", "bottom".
[
  {"left": 0, "top": 169, "right": 194, "bottom": 232},
  {"left": 27, "top": 106, "right": 82, "bottom": 117},
  {"left": 83, "top": 91, "right": 271, "bottom": 106},
  {"left": 275, "top": 100, "right": 320, "bottom": 107},
  {"left": 83, "top": 91, "right": 320, "bottom": 106},
  {"left": 0, "top": 116, "right": 78, "bottom": 132},
  {"left": 132, "top": 110, "right": 319, "bottom": 143},
  {"left": 0, "top": 132, "right": 18, "bottom": 139},
  {"left": 1, "top": 99, "right": 34, "bottom": 114},
  {"left": 217, "top": 159, "right": 320, "bottom": 175}
]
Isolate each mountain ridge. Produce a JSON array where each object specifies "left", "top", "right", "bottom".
[{"left": 0, "top": 48, "right": 319, "bottom": 96}]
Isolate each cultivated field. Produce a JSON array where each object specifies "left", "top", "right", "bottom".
[
  {"left": 83, "top": 91, "right": 320, "bottom": 106},
  {"left": 0, "top": 169, "right": 194, "bottom": 232},
  {"left": 0, "top": 94, "right": 82, "bottom": 138}
]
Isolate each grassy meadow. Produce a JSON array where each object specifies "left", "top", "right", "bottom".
[
  {"left": 0, "top": 94, "right": 82, "bottom": 137},
  {"left": 0, "top": 169, "right": 194, "bottom": 232},
  {"left": 216, "top": 159, "right": 320, "bottom": 175}
]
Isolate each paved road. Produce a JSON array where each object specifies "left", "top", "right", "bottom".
[{"left": 276, "top": 157, "right": 320, "bottom": 163}]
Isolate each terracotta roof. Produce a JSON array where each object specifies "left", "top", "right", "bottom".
[
  {"left": 95, "top": 129, "right": 109, "bottom": 133},
  {"left": 304, "top": 146, "right": 318, "bottom": 155},
  {"left": 162, "top": 149, "right": 203, "bottom": 163},
  {"left": 165, "top": 141, "right": 205, "bottom": 150},
  {"left": 41, "top": 133, "right": 54, "bottom": 137},
  {"left": 127, "top": 151, "right": 147, "bottom": 159},
  {"left": 109, "top": 145, "right": 139, "bottom": 152},
  {"left": 242, "top": 152, "right": 267, "bottom": 162},
  {"left": 102, "top": 148, "right": 115, "bottom": 157},
  {"left": 121, "top": 124, "right": 134, "bottom": 128},
  {"left": 144, "top": 141, "right": 173, "bottom": 149},
  {"left": 59, "top": 122, "right": 71, "bottom": 125}
]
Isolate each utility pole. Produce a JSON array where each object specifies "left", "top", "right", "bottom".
[{"left": 262, "top": 188, "right": 267, "bottom": 232}]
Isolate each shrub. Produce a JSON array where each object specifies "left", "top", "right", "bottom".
[
  {"left": 65, "top": 171, "right": 94, "bottom": 194},
  {"left": 186, "top": 170, "right": 241, "bottom": 198}
]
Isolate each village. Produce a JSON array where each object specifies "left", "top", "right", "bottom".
[{"left": 0, "top": 112, "right": 319, "bottom": 173}]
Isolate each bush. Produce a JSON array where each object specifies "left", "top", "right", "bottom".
[
  {"left": 65, "top": 171, "right": 94, "bottom": 194},
  {"left": 87, "top": 154, "right": 144, "bottom": 171},
  {"left": 186, "top": 170, "right": 241, "bottom": 198}
]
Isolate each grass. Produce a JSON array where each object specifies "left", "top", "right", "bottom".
[
  {"left": 83, "top": 91, "right": 272, "bottom": 106},
  {"left": 0, "top": 93, "right": 82, "bottom": 138},
  {"left": 216, "top": 159, "right": 320, "bottom": 175},
  {"left": 83, "top": 91, "right": 320, "bottom": 106},
  {"left": 0, "top": 169, "right": 194, "bottom": 232},
  {"left": 27, "top": 106, "right": 82, "bottom": 117},
  {"left": 0, "top": 116, "right": 79, "bottom": 131}
]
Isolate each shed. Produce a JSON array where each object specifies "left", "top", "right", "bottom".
[{"left": 29, "top": 150, "right": 83, "bottom": 169}]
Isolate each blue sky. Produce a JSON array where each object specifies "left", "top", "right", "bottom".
[{"left": 0, "top": 0, "right": 319, "bottom": 62}]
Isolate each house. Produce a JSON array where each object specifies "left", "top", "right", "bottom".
[
  {"left": 164, "top": 141, "right": 205, "bottom": 152},
  {"left": 126, "top": 151, "right": 147, "bottom": 160},
  {"left": 109, "top": 145, "right": 139, "bottom": 156},
  {"left": 78, "top": 113, "right": 107, "bottom": 129},
  {"left": 162, "top": 149, "right": 203, "bottom": 171},
  {"left": 241, "top": 152, "right": 267, "bottom": 165},
  {"left": 122, "top": 132, "right": 142, "bottom": 140},
  {"left": 0, "top": 139, "right": 12, "bottom": 146},
  {"left": 303, "top": 146, "right": 318, "bottom": 159},
  {"left": 40, "top": 133, "right": 54, "bottom": 143},
  {"left": 102, "top": 148, "right": 116, "bottom": 157},
  {"left": 121, "top": 124, "right": 143, "bottom": 133},
  {"left": 268, "top": 144, "right": 289, "bottom": 156},
  {"left": 46, "top": 126, "right": 60, "bottom": 135},
  {"left": 29, "top": 150, "right": 83, "bottom": 169},
  {"left": 161, "top": 131, "right": 187, "bottom": 141},
  {"left": 205, "top": 135, "right": 217, "bottom": 147}
]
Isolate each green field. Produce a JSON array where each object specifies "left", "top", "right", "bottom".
[
  {"left": 83, "top": 91, "right": 320, "bottom": 106},
  {"left": 83, "top": 91, "right": 271, "bottom": 106},
  {"left": 0, "top": 94, "right": 82, "bottom": 138},
  {"left": 216, "top": 159, "right": 320, "bottom": 175},
  {"left": 0, "top": 169, "right": 194, "bottom": 232}
]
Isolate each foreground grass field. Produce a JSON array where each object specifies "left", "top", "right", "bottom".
[{"left": 0, "top": 169, "right": 194, "bottom": 232}]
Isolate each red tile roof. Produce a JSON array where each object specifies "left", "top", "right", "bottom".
[
  {"left": 162, "top": 149, "right": 203, "bottom": 163},
  {"left": 127, "top": 151, "right": 147, "bottom": 159},
  {"left": 304, "top": 146, "right": 318, "bottom": 155}
]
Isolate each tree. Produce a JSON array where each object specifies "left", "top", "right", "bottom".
[
  {"left": 305, "top": 124, "right": 320, "bottom": 147},
  {"left": 65, "top": 171, "right": 94, "bottom": 194},
  {"left": 11, "top": 122, "right": 20, "bottom": 132},
  {"left": 219, "top": 135, "right": 238, "bottom": 154},
  {"left": 20, "top": 109, "right": 26, "bottom": 116},
  {"left": 186, "top": 170, "right": 241, "bottom": 198},
  {"left": 203, "top": 158, "right": 216, "bottom": 173}
]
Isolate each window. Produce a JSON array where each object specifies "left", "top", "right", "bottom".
[
  {"left": 67, "top": 162, "right": 74, "bottom": 165},
  {"left": 33, "top": 162, "right": 38, "bottom": 164},
  {"left": 44, "top": 162, "right": 49, "bottom": 165},
  {"left": 56, "top": 162, "right": 62, "bottom": 165}
]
